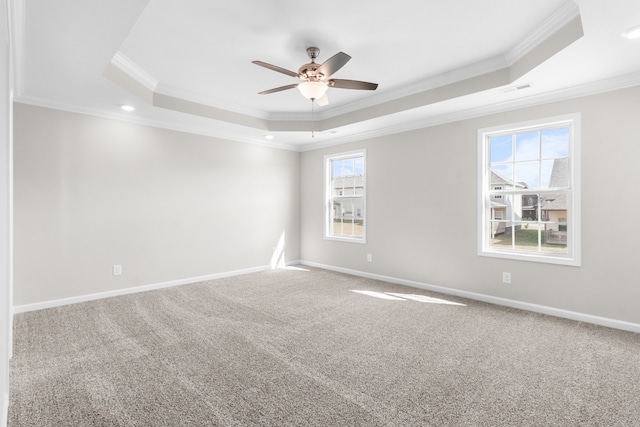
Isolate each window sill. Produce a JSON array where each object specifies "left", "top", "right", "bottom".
[
  {"left": 478, "top": 248, "right": 580, "bottom": 266},
  {"left": 325, "top": 235, "right": 367, "bottom": 244}
]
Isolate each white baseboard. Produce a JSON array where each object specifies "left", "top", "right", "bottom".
[
  {"left": 300, "top": 260, "right": 640, "bottom": 334},
  {"left": 12, "top": 260, "right": 640, "bottom": 334},
  {"left": 12, "top": 264, "right": 273, "bottom": 314}
]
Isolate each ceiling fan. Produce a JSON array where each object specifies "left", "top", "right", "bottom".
[{"left": 252, "top": 47, "right": 378, "bottom": 106}]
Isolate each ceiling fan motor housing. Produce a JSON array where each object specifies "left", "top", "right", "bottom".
[
  {"left": 298, "top": 47, "right": 325, "bottom": 81},
  {"left": 299, "top": 63, "right": 324, "bottom": 81}
]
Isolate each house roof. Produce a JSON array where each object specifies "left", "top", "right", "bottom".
[
  {"left": 491, "top": 171, "right": 527, "bottom": 189},
  {"left": 543, "top": 157, "right": 569, "bottom": 210}
]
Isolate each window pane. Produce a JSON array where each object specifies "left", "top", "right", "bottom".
[
  {"left": 539, "top": 159, "right": 553, "bottom": 188},
  {"left": 515, "top": 131, "right": 540, "bottom": 161},
  {"left": 327, "top": 152, "right": 365, "bottom": 241},
  {"left": 541, "top": 127, "right": 569, "bottom": 159},
  {"left": 353, "top": 156, "right": 364, "bottom": 175},
  {"left": 547, "top": 158, "right": 569, "bottom": 188},
  {"left": 543, "top": 210, "right": 568, "bottom": 254},
  {"left": 513, "top": 223, "right": 542, "bottom": 251},
  {"left": 490, "top": 164, "right": 513, "bottom": 189},
  {"left": 479, "top": 115, "right": 578, "bottom": 265},
  {"left": 521, "top": 194, "right": 538, "bottom": 220},
  {"left": 514, "top": 161, "right": 539, "bottom": 188},
  {"left": 332, "top": 196, "right": 364, "bottom": 238},
  {"left": 489, "top": 223, "right": 513, "bottom": 249},
  {"left": 490, "top": 134, "right": 512, "bottom": 163}
]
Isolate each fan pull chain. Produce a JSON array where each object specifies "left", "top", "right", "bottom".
[{"left": 311, "top": 99, "right": 315, "bottom": 138}]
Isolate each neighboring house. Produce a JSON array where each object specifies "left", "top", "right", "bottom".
[
  {"left": 542, "top": 158, "right": 568, "bottom": 244},
  {"left": 490, "top": 171, "right": 526, "bottom": 237},
  {"left": 522, "top": 194, "right": 539, "bottom": 220},
  {"left": 332, "top": 175, "right": 364, "bottom": 223},
  {"left": 520, "top": 157, "right": 569, "bottom": 244}
]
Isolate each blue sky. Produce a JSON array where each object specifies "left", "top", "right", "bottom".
[
  {"left": 490, "top": 126, "right": 569, "bottom": 188},
  {"left": 333, "top": 156, "right": 364, "bottom": 178}
]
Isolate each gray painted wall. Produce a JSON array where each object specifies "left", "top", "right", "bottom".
[
  {"left": 301, "top": 86, "right": 640, "bottom": 325},
  {"left": 13, "top": 104, "right": 300, "bottom": 305},
  {"left": 11, "top": 86, "right": 640, "bottom": 327}
]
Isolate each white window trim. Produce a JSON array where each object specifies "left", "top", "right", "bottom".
[
  {"left": 324, "top": 149, "right": 366, "bottom": 244},
  {"left": 477, "top": 114, "right": 581, "bottom": 266}
]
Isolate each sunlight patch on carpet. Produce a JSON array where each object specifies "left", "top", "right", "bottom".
[
  {"left": 350, "top": 290, "right": 407, "bottom": 300},
  {"left": 351, "top": 290, "right": 466, "bottom": 306}
]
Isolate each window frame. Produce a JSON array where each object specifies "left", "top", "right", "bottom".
[
  {"left": 324, "top": 149, "right": 367, "bottom": 244},
  {"left": 477, "top": 114, "right": 581, "bottom": 266}
]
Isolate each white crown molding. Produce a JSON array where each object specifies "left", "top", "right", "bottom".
[
  {"left": 505, "top": 0, "right": 581, "bottom": 65},
  {"left": 110, "top": 52, "right": 272, "bottom": 120},
  {"left": 110, "top": 51, "right": 158, "bottom": 91},
  {"left": 310, "top": 55, "right": 510, "bottom": 122},
  {"left": 295, "top": 1, "right": 581, "bottom": 123},
  {"left": 105, "top": 2, "right": 583, "bottom": 129},
  {"left": 155, "top": 82, "right": 271, "bottom": 120},
  {"left": 16, "top": 70, "right": 640, "bottom": 153},
  {"left": 299, "top": 71, "right": 640, "bottom": 152},
  {"left": 14, "top": 94, "right": 302, "bottom": 151}
]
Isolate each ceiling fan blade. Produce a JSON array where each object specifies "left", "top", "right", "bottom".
[
  {"left": 316, "top": 93, "right": 329, "bottom": 106},
  {"left": 329, "top": 79, "right": 378, "bottom": 91},
  {"left": 258, "top": 83, "right": 299, "bottom": 95},
  {"left": 252, "top": 60, "right": 299, "bottom": 78},
  {"left": 316, "top": 52, "right": 351, "bottom": 77}
]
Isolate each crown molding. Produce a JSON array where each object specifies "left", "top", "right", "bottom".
[
  {"left": 110, "top": 51, "right": 158, "bottom": 91},
  {"left": 299, "top": 71, "right": 640, "bottom": 152},
  {"left": 14, "top": 71, "right": 640, "bottom": 153},
  {"left": 155, "top": 82, "right": 270, "bottom": 120},
  {"left": 111, "top": 52, "right": 273, "bottom": 120},
  {"left": 316, "top": 55, "right": 510, "bottom": 122},
  {"left": 14, "top": 94, "right": 301, "bottom": 151},
  {"left": 505, "top": 0, "right": 580, "bottom": 66},
  {"left": 106, "top": 2, "right": 583, "bottom": 130},
  {"left": 302, "top": 1, "right": 580, "bottom": 123}
]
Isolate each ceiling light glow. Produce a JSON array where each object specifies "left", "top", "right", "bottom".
[
  {"left": 297, "top": 81, "right": 328, "bottom": 100},
  {"left": 120, "top": 105, "right": 135, "bottom": 112},
  {"left": 265, "top": 135, "right": 274, "bottom": 140},
  {"left": 621, "top": 25, "right": 640, "bottom": 39}
]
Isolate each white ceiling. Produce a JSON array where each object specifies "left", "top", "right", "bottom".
[{"left": 12, "top": 0, "right": 640, "bottom": 150}]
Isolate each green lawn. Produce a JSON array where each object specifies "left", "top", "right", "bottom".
[{"left": 491, "top": 228, "right": 567, "bottom": 253}]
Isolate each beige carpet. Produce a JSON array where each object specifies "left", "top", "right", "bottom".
[{"left": 9, "top": 267, "right": 640, "bottom": 426}]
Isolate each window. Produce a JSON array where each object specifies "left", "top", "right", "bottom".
[
  {"left": 478, "top": 114, "right": 580, "bottom": 265},
  {"left": 325, "top": 150, "right": 366, "bottom": 243}
]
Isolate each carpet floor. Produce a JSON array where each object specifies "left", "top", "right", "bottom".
[{"left": 8, "top": 267, "right": 640, "bottom": 426}]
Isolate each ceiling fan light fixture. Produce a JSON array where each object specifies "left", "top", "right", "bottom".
[{"left": 297, "top": 81, "right": 328, "bottom": 100}]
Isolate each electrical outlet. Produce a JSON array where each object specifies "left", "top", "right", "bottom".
[
  {"left": 113, "top": 264, "right": 122, "bottom": 276},
  {"left": 367, "top": 254, "right": 373, "bottom": 263},
  {"left": 502, "top": 272, "right": 511, "bottom": 284}
]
